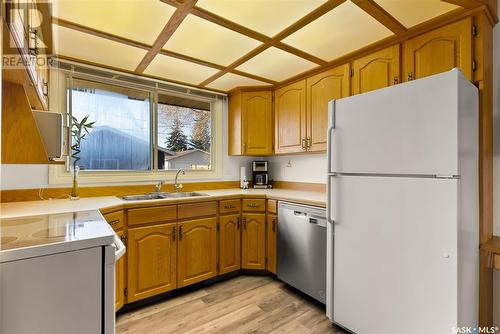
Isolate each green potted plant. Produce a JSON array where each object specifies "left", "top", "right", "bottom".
[{"left": 70, "top": 115, "right": 94, "bottom": 200}]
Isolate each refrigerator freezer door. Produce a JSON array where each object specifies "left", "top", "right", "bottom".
[
  {"left": 329, "top": 70, "right": 469, "bottom": 176},
  {"left": 330, "top": 175, "right": 459, "bottom": 334}
]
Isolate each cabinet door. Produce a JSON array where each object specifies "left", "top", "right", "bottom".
[
  {"left": 242, "top": 213, "right": 266, "bottom": 270},
  {"left": 115, "top": 230, "right": 126, "bottom": 311},
  {"left": 242, "top": 91, "right": 273, "bottom": 155},
  {"left": 127, "top": 223, "right": 177, "bottom": 303},
  {"left": 266, "top": 214, "right": 277, "bottom": 274},
  {"left": 404, "top": 18, "right": 472, "bottom": 81},
  {"left": 219, "top": 214, "right": 241, "bottom": 274},
  {"left": 275, "top": 80, "right": 307, "bottom": 154},
  {"left": 306, "top": 64, "right": 350, "bottom": 152},
  {"left": 177, "top": 217, "right": 217, "bottom": 287},
  {"left": 352, "top": 45, "right": 400, "bottom": 95}
]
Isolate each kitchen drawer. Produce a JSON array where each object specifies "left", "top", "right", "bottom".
[
  {"left": 267, "top": 200, "right": 277, "bottom": 214},
  {"left": 242, "top": 199, "right": 266, "bottom": 212},
  {"left": 219, "top": 199, "right": 241, "bottom": 214},
  {"left": 103, "top": 210, "right": 125, "bottom": 231},
  {"left": 178, "top": 202, "right": 217, "bottom": 220},
  {"left": 128, "top": 206, "right": 177, "bottom": 226}
]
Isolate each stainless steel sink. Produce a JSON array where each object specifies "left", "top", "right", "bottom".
[
  {"left": 121, "top": 192, "right": 208, "bottom": 201},
  {"left": 164, "top": 192, "right": 208, "bottom": 198}
]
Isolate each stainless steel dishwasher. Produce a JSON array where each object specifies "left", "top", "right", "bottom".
[{"left": 277, "top": 202, "right": 327, "bottom": 304}]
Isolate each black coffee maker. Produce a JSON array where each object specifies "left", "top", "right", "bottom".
[{"left": 252, "top": 161, "right": 271, "bottom": 189}]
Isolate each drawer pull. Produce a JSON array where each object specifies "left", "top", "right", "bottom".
[
  {"left": 224, "top": 204, "right": 236, "bottom": 209},
  {"left": 247, "top": 203, "right": 260, "bottom": 208},
  {"left": 108, "top": 219, "right": 120, "bottom": 226}
]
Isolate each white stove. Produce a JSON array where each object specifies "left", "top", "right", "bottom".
[{"left": 0, "top": 210, "right": 125, "bottom": 334}]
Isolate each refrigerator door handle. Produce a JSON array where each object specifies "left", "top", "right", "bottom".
[
  {"left": 327, "top": 101, "right": 336, "bottom": 174},
  {"left": 326, "top": 174, "right": 336, "bottom": 225}
]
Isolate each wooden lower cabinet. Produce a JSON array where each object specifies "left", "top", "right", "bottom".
[
  {"left": 266, "top": 214, "right": 277, "bottom": 274},
  {"left": 115, "top": 229, "right": 126, "bottom": 311},
  {"left": 177, "top": 217, "right": 218, "bottom": 287},
  {"left": 219, "top": 214, "right": 241, "bottom": 274},
  {"left": 242, "top": 213, "right": 266, "bottom": 270},
  {"left": 127, "top": 223, "right": 177, "bottom": 303}
]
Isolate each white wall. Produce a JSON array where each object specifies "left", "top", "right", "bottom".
[
  {"left": 493, "top": 0, "right": 500, "bottom": 325},
  {"left": 268, "top": 154, "right": 327, "bottom": 184}
]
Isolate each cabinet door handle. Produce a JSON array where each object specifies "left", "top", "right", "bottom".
[
  {"left": 172, "top": 226, "right": 176, "bottom": 241},
  {"left": 393, "top": 76, "right": 399, "bottom": 85},
  {"left": 179, "top": 226, "right": 183, "bottom": 240},
  {"left": 272, "top": 219, "right": 276, "bottom": 232},
  {"left": 43, "top": 81, "right": 49, "bottom": 97},
  {"left": 306, "top": 137, "right": 311, "bottom": 149},
  {"left": 301, "top": 138, "right": 306, "bottom": 150},
  {"left": 237, "top": 217, "right": 240, "bottom": 230},
  {"left": 242, "top": 216, "right": 247, "bottom": 229},
  {"left": 407, "top": 72, "right": 413, "bottom": 81}
]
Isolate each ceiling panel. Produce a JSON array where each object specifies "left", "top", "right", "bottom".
[
  {"left": 163, "top": 14, "right": 262, "bottom": 66},
  {"left": 375, "top": 0, "right": 459, "bottom": 28},
  {"left": 197, "top": 0, "right": 327, "bottom": 37},
  {"left": 282, "top": 1, "right": 393, "bottom": 61},
  {"left": 144, "top": 54, "right": 219, "bottom": 85},
  {"left": 53, "top": 25, "right": 147, "bottom": 71},
  {"left": 207, "top": 73, "right": 271, "bottom": 91},
  {"left": 236, "top": 47, "right": 317, "bottom": 82},
  {"left": 52, "top": 0, "right": 176, "bottom": 45}
]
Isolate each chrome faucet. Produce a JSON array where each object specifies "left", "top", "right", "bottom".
[
  {"left": 154, "top": 181, "right": 163, "bottom": 193},
  {"left": 174, "top": 169, "right": 185, "bottom": 192}
]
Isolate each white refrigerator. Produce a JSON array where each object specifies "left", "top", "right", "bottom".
[{"left": 326, "top": 69, "right": 479, "bottom": 334}]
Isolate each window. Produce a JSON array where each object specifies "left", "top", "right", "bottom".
[
  {"left": 69, "top": 78, "right": 152, "bottom": 170},
  {"left": 157, "top": 93, "right": 212, "bottom": 171},
  {"left": 63, "top": 75, "right": 219, "bottom": 182}
]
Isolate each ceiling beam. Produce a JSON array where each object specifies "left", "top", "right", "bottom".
[
  {"left": 351, "top": 0, "right": 407, "bottom": 35},
  {"left": 135, "top": 0, "right": 198, "bottom": 73},
  {"left": 52, "top": 17, "right": 277, "bottom": 85},
  {"left": 440, "top": 0, "right": 484, "bottom": 8},
  {"left": 197, "top": 0, "right": 347, "bottom": 87},
  {"left": 161, "top": 0, "right": 340, "bottom": 67}
]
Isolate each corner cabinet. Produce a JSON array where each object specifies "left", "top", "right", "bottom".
[
  {"left": 241, "top": 213, "right": 266, "bottom": 270},
  {"left": 403, "top": 18, "right": 472, "bottom": 81},
  {"left": 177, "top": 217, "right": 217, "bottom": 288},
  {"left": 127, "top": 223, "right": 177, "bottom": 303},
  {"left": 352, "top": 45, "right": 400, "bottom": 95},
  {"left": 229, "top": 90, "right": 273, "bottom": 156}
]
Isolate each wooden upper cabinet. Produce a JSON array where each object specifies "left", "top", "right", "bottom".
[
  {"left": 404, "top": 18, "right": 472, "bottom": 81},
  {"left": 242, "top": 213, "right": 266, "bottom": 270},
  {"left": 228, "top": 90, "right": 273, "bottom": 156},
  {"left": 177, "top": 217, "right": 217, "bottom": 287},
  {"left": 115, "top": 229, "right": 126, "bottom": 311},
  {"left": 219, "top": 214, "right": 241, "bottom": 275},
  {"left": 127, "top": 223, "right": 177, "bottom": 303},
  {"left": 274, "top": 80, "right": 307, "bottom": 154},
  {"left": 352, "top": 45, "right": 401, "bottom": 95},
  {"left": 306, "top": 64, "right": 350, "bottom": 152}
]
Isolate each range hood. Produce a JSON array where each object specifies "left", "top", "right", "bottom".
[{"left": 32, "top": 110, "right": 63, "bottom": 160}]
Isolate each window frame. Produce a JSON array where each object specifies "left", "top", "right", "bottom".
[{"left": 48, "top": 73, "right": 223, "bottom": 185}]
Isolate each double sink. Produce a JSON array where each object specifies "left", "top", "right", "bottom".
[{"left": 121, "top": 192, "right": 208, "bottom": 201}]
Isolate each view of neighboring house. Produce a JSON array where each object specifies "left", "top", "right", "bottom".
[{"left": 164, "top": 149, "right": 210, "bottom": 170}]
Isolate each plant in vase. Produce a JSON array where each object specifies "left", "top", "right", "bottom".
[{"left": 70, "top": 115, "right": 94, "bottom": 200}]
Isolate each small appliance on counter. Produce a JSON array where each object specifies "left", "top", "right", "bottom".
[{"left": 252, "top": 161, "right": 271, "bottom": 189}]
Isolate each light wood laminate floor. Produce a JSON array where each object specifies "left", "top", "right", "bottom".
[{"left": 116, "top": 275, "right": 347, "bottom": 334}]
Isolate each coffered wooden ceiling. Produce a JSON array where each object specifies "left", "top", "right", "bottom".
[{"left": 51, "top": 0, "right": 485, "bottom": 93}]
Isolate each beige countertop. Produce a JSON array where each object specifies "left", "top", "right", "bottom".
[{"left": 0, "top": 188, "right": 326, "bottom": 219}]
